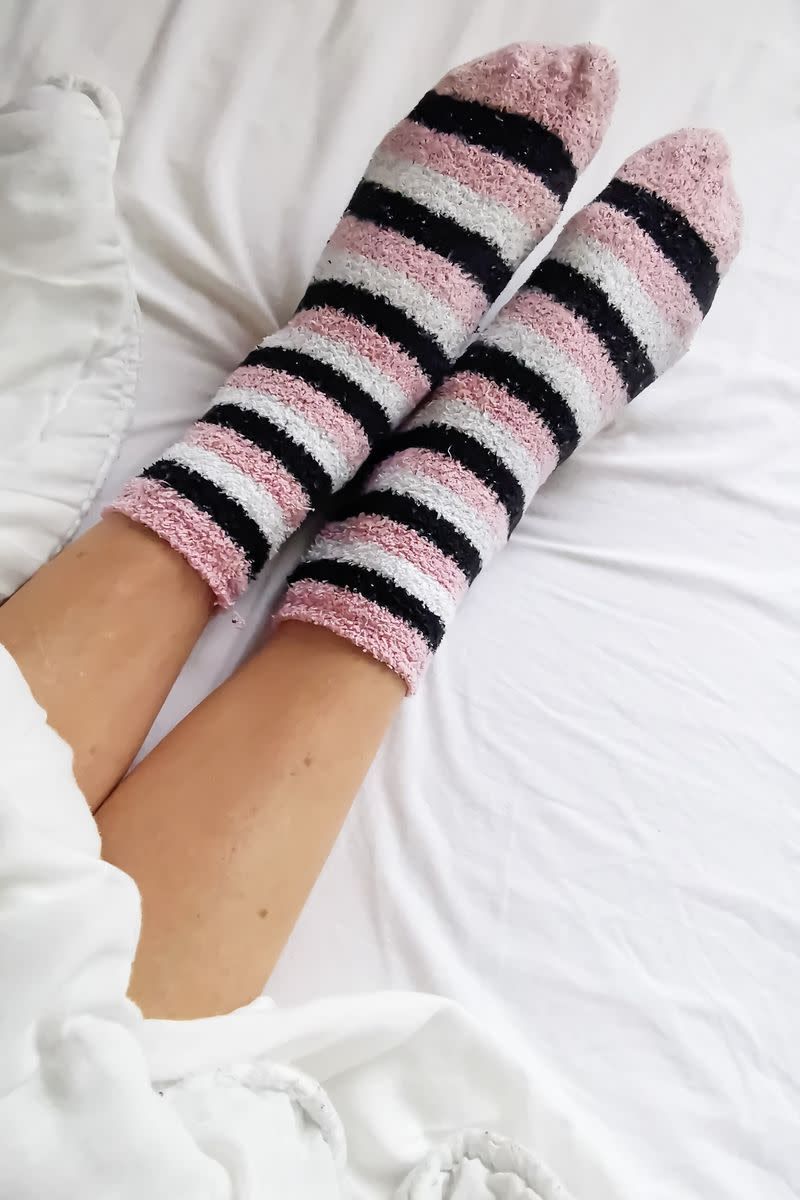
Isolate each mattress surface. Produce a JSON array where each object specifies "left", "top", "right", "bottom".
[{"left": 1, "top": 3, "right": 798, "bottom": 1197}]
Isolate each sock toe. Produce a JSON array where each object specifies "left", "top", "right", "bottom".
[
  {"left": 617, "top": 128, "right": 743, "bottom": 271},
  {"left": 435, "top": 42, "right": 619, "bottom": 169}
]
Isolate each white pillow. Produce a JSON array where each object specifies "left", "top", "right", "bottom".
[{"left": 0, "top": 76, "right": 140, "bottom": 599}]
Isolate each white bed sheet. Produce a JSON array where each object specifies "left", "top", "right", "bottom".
[{"left": 2, "top": 2, "right": 799, "bottom": 1197}]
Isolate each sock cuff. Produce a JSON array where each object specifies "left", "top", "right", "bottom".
[
  {"left": 110, "top": 477, "right": 249, "bottom": 607},
  {"left": 279, "top": 580, "right": 431, "bottom": 693}
]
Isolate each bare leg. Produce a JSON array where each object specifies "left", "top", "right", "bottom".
[
  {"left": 96, "top": 621, "right": 404, "bottom": 1019},
  {"left": 0, "top": 514, "right": 214, "bottom": 807},
  {"left": 0, "top": 511, "right": 403, "bottom": 1016}
]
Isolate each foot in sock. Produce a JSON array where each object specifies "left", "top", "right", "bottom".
[
  {"left": 112, "top": 43, "right": 618, "bottom": 604},
  {"left": 278, "top": 129, "right": 742, "bottom": 689}
]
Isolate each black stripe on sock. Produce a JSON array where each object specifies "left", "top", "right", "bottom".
[
  {"left": 347, "top": 181, "right": 512, "bottom": 300},
  {"left": 458, "top": 341, "right": 581, "bottom": 461},
  {"left": 143, "top": 459, "right": 269, "bottom": 575},
  {"left": 530, "top": 258, "right": 656, "bottom": 397},
  {"left": 242, "top": 344, "right": 391, "bottom": 445},
  {"left": 289, "top": 558, "right": 444, "bottom": 650},
  {"left": 342, "top": 490, "right": 482, "bottom": 582},
  {"left": 389, "top": 424, "right": 524, "bottom": 529},
  {"left": 598, "top": 177, "right": 719, "bottom": 315},
  {"left": 408, "top": 90, "right": 576, "bottom": 204},
  {"left": 298, "top": 278, "right": 450, "bottom": 383},
  {"left": 203, "top": 402, "right": 333, "bottom": 506}
]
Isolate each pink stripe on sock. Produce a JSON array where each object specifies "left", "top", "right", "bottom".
[
  {"left": 434, "top": 43, "right": 618, "bottom": 170},
  {"left": 186, "top": 423, "right": 309, "bottom": 528},
  {"left": 569, "top": 201, "right": 703, "bottom": 348},
  {"left": 225, "top": 364, "right": 370, "bottom": 469},
  {"left": 279, "top": 579, "right": 430, "bottom": 692},
  {"left": 289, "top": 307, "right": 429, "bottom": 405},
  {"left": 382, "top": 120, "right": 561, "bottom": 233},
  {"left": 507, "top": 289, "right": 624, "bottom": 415},
  {"left": 435, "top": 370, "right": 559, "bottom": 479},
  {"left": 111, "top": 477, "right": 248, "bottom": 607},
  {"left": 325, "top": 514, "right": 468, "bottom": 600},
  {"left": 617, "top": 130, "right": 741, "bottom": 269},
  {"left": 384, "top": 446, "right": 509, "bottom": 542},
  {"left": 329, "top": 215, "right": 486, "bottom": 328}
]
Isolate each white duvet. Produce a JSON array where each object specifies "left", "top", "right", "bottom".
[
  {"left": 0, "top": 77, "right": 138, "bottom": 599},
  {"left": 0, "top": 645, "right": 629, "bottom": 1199}
]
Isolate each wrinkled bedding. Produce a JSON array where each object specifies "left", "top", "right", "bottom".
[{"left": 1, "top": 2, "right": 798, "bottom": 1197}]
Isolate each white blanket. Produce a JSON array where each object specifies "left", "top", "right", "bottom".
[{"left": 0, "top": 645, "right": 631, "bottom": 1198}]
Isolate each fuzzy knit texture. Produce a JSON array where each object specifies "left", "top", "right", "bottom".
[
  {"left": 111, "top": 43, "right": 618, "bottom": 604},
  {"left": 279, "top": 129, "right": 743, "bottom": 690}
]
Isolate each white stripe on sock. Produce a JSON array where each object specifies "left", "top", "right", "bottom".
[
  {"left": 307, "top": 536, "right": 458, "bottom": 624},
  {"left": 367, "top": 150, "right": 532, "bottom": 266},
  {"left": 408, "top": 396, "right": 540, "bottom": 501},
  {"left": 369, "top": 464, "right": 499, "bottom": 564},
  {"left": 262, "top": 325, "right": 410, "bottom": 424},
  {"left": 480, "top": 317, "right": 606, "bottom": 439},
  {"left": 554, "top": 233, "right": 677, "bottom": 373},
  {"left": 163, "top": 442, "right": 289, "bottom": 546},
  {"left": 214, "top": 386, "right": 349, "bottom": 487},
  {"left": 313, "top": 249, "right": 469, "bottom": 358}
]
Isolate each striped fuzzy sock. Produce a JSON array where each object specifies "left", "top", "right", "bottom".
[
  {"left": 278, "top": 129, "right": 742, "bottom": 689},
  {"left": 111, "top": 43, "right": 618, "bottom": 605}
]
